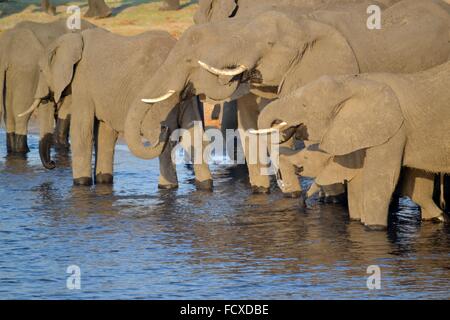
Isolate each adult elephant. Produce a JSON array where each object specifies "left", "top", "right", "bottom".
[
  {"left": 193, "top": 0, "right": 402, "bottom": 24},
  {"left": 41, "top": 0, "right": 112, "bottom": 18},
  {"left": 28, "top": 28, "right": 212, "bottom": 189},
  {"left": 0, "top": 19, "right": 96, "bottom": 157},
  {"left": 126, "top": 0, "right": 450, "bottom": 195},
  {"left": 253, "top": 60, "right": 450, "bottom": 229}
]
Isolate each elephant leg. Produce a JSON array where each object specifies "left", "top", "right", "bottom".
[
  {"left": 361, "top": 131, "right": 406, "bottom": 230},
  {"left": 13, "top": 111, "right": 30, "bottom": 155},
  {"left": 347, "top": 175, "right": 364, "bottom": 222},
  {"left": 179, "top": 98, "right": 213, "bottom": 191},
  {"left": 70, "top": 102, "right": 95, "bottom": 186},
  {"left": 237, "top": 94, "right": 271, "bottom": 194},
  {"left": 84, "top": 0, "right": 112, "bottom": 19},
  {"left": 6, "top": 132, "right": 15, "bottom": 154},
  {"left": 401, "top": 168, "right": 444, "bottom": 222},
  {"left": 54, "top": 96, "right": 71, "bottom": 150},
  {"left": 276, "top": 137, "right": 303, "bottom": 198},
  {"left": 158, "top": 141, "right": 178, "bottom": 190},
  {"left": 94, "top": 121, "right": 118, "bottom": 185}
]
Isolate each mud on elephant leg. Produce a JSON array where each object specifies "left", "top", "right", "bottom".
[
  {"left": 38, "top": 101, "right": 57, "bottom": 169},
  {"left": 94, "top": 121, "right": 118, "bottom": 185},
  {"left": 237, "top": 94, "right": 271, "bottom": 194},
  {"left": 13, "top": 114, "right": 30, "bottom": 155},
  {"left": 158, "top": 141, "right": 179, "bottom": 190},
  {"left": 6, "top": 132, "right": 15, "bottom": 154},
  {"left": 179, "top": 98, "right": 213, "bottom": 191}
]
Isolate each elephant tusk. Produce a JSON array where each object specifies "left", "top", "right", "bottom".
[
  {"left": 18, "top": 99, "right": 41, "bottom": 118},
  {"left": 141, "top": 90, "right": 176, "bottom": 104},
  {"left": 249, "top": 122, "right": 288, "bottom": 135},
  {"left": 198, "top": 60, "right": 247, "bottom": 76},
  {"left": 307, "top": 182, "right": 321, "bottom": 198}
]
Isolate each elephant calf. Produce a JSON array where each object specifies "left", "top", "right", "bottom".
[
  {"left": 280, "top": 145, "right": 445, "bottom": 224},
  {"left": 254, "top": 61, "right": 450, "bottom": 229},
  {"left": 30, "top": 28, "right": 213, "bottom": 190}
]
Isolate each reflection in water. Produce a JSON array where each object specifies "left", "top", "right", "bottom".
[{"left": 0, "top": 131, "right": 449, "bottom": 299}]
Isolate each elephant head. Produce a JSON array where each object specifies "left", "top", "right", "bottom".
[
  {"left": 24, "top": 33, "right": 84, "bottom": 169},
  {"left": 254, "top": 75, "right": 405, "bottom": 157},
  {"left": 126, "top": 11, "right": 359, "bottom": 156}
]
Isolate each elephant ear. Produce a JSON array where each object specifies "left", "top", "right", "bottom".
[
  {"left": 279, "top": 18, "right": 360, "bottom": 93},
  {"left": 315, "top": 150, "right": 365, "bottom": 186},
  {"left": 319, "top": 78, "right": 404, "bottom": 156},
  {"left": 40, "top": 33, "right": 83, "bottom": 103}
]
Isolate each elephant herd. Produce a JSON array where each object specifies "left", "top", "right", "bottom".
[{"left": 0, "top": 0, "right": 449, "bottom": 230}]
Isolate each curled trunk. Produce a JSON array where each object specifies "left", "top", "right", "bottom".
[{"left": 124, "top": 103, "right": 170, "bottom": 160}]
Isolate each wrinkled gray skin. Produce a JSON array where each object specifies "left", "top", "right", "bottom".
[
  {"left": 257, "top": 61, "right": 450, "bottom": 229},
  {"left": 33, "top": 28, "right": 212, "bottom": 189},
  {"left": 128, "top": 0, "right": 450, "bottom": 196},
  {"left": 0, "top": 19, "right": 96, "bottom": 160},
  {"left": 281, "top": 144, "right": 446, "bottom": 223}
]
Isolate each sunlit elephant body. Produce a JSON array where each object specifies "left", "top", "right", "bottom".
[
  {"left": 132, "top": 0, "right": 450, "bottom": 197},
  {"left": 256, "top": 60, "right": 450, "bottom": 229},
  {"left": 281, "top": 144, "right": 446, "bottom": 223},
  {"left": 0, "top": 19, "right": 95, "bottom": 157},
  {"left": 32, "top": 28, "right": 212, "bottom": 188}
]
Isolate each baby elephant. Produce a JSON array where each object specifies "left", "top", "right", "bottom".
[
  {"left": 255, "top": 61, "right": 450, "bottom": 229},
  {"left": 29, "top": 28, "right": 212, "bottom": 190},
  {"left": 280, "top": 145, "right": 445, "bottom": 225}
]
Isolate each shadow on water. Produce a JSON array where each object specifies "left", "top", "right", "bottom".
[{"left": 0, "top": 129, "right": 449, "bottom": 299}]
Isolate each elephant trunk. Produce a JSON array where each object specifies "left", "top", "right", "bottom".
[
  {"left": 39, "top": 133, "right": 56, "bottom": 170},
  {"left": 124, "top": 103, "right": 170, "bottom": 160}
]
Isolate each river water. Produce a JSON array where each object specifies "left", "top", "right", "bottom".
[{"left": 0, "top": 130, "right": 449, "bottom": 299}]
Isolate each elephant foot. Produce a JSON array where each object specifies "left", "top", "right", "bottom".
[
  {"left": 283, "top": 191, "right": 302, "bottom": 199},
  {"left": 14, "top": 134, "right": 30, "bottom": 154},
  {"left": 73, "top": 177, "right": 93, "bottom": 186},
  {"left": 158, "top": 183, "right": 179, "bottom": 190},
  {"left": 251, "top": 185, "right": 270, "bottom": 194},
  {"left": 6, "top": 132, "right": 15, "bottom": 154},
  {"left": 195, "top": 179, "right": 213, "bottom": 191},
  {"left": 364, "top": 224, "right": 388, "bottom": 232},
  {"left": 95, "top": 174, "right": 114, "bottom": 185}
]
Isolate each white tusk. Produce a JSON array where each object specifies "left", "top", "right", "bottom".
[
  {"left": 141, "top": 90, "right": 176, "bottom": 104},
  {"left": 18, "top": 99, "right": 41, "bottom": 118},
  {"left": 249, "top": 122, "right": 288, "bottom": 135},
  {"left": 198, "top": 60, "right": 247, "bottom": 76}
]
